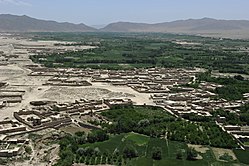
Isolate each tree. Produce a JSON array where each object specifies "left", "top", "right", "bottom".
[
  {"left": 123, "top": 146, "right": 138, "bottom": 159},
  {"left": 87, "top": 133, "right": 96, "bottom": 143},
  {"left": 152, "top": 147, "right": 162, "bottom": 160},
  {"left": 76, "top": 135, "right": 86, "bottom": 144},
  {"left": 75, "top": 131, "right": 85, "bottom": 137},
  {"left": 234, "top": 75, "right": 244, "bottom": 81},
  {"left": 186, "top": 147, "right": 198, "bottom": 160},
  {"left": 58, "top": 149, "right": 74, "bottom": 166},
  {"left": 87, "top": 130, "right": 109, "bottom": 143},
  {"left": 176, "top": 150, "right": 183, "bottom": 160},
  {"left": 25, "top": 146, "right": 32, "bottom": 155},
  {"left": 95, "top": 130, "right": 109, "bottom": 142}
]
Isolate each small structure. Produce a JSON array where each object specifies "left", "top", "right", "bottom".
[
  {"left": 104, "top": 98, "right": 133, "bottom": 108},
  {"left": 0, "top": 120, "right": 26, "bottom": 134},
  {"left": 14, "top": 110, "right": 71, "bottom": 129},
  {"left": 0, "top": 139, "right": 28, "bottom": 157},
  {"left": 224, "top": 125, "right": 241, "bottom": 131}
]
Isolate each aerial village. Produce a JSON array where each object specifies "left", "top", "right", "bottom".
[{"left": 0, "top": 33, "right": 249, "bottom": 165}]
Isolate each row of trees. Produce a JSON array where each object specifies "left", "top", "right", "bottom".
[
  {"left": 57, "top": 130, "right": 164, "bottom": 166},
  {"left": 56, "top": 130, "right": 108, "bottom": 166}
]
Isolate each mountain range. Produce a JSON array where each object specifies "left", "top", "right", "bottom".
[
  {"left": 1, "top": 14, "right": 249, "bottom": 38},
  {"left": 0, "top": 14, "right": 95, "bottom": 32}
]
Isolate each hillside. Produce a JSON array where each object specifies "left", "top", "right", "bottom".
[
  {"left": 101, "top": 18, "right": 249, "bottom": 38},
  {"left": 0, "top": 14, "right": 96, "bottom": 32},
  {"left": 1, "top": 14, "right": 249, "bottom": 38}
]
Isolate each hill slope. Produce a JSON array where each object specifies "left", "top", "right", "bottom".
[
  {"left": 0, "top": 14, "right": 96, "bottom": 32},
  {"left": 101, "top": 18, "right": 249, "bottom": 38},
  {"left": 1, "top": 15, "right": 249, "bottom": 38}
]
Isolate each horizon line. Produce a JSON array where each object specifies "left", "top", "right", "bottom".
[{"left": 1, "top": 13, "right": 249, "bottom": 27}]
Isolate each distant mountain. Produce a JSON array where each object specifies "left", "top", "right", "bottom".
[
  {"left": 91, "top": 24, "right": 107, "bottom": 29},
  {"left": 101, "top": 18, "right": 249, "bottom": 38},
  {"left": 0, "top": 14, "right": 96, "bottom": 32},
  {"left": 1, "top": 14, "right": 249, "bottom": 38}
]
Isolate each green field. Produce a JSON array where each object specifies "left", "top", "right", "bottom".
[
  {"left": 125, "top": 132, "right": 150, "bottom": 146},
  {"left": 79, "top": 132, "right": 241, "bottom": 166}
]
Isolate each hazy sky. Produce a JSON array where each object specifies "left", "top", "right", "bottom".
[{"left": 0, "top": 0, "right": 248, "bottom": 25}]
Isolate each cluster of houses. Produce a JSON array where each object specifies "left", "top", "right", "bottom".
[
  {"left": 9, "top": 97, "right": 132, "bottom": 131},
  {"left": 26, "top": 66, "right": 249, "bottom": 123},
  {"left": 0, "top": 120, "right": 28, "bottom": 157},
  {"left": 2, "top": 61, "right": 249, "bottom": 156},
  {"left": 0, "top": 138, "right": 29, "bottom": 157},
  {"left": 44, "top": 76, "right": 92, "bottom": 86},
  {"left": 28, "top": 66, "right": 200, "bottom": 91},
  {"left": 0, "top": 97, "right": 133, "bottom": 157},
  {"left": 151, "top": 85, "right": 247, "bottom": 118}
]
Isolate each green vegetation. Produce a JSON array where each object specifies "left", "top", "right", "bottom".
[
  {"left": 32, "top": 32, "right": 249, "bottom": 165},
  {"left": 186, "top": 147, "right": 198, "bottom": 160},
  {"left": 211, "top": 108, "right": 249, "bottom": 126},
  {"left": 244, "top": 142, "right": 249, "bottom": 145},
  {"left": 101, "top": 106, "right": 237, "bottom": 149},
  {"left": 30, "top": 32, "right": 249, "bottom": 73},
  {"left": 239, "top": 103, "right": 249, "bottom": 125},
  {"left": 56, "top": 129, "right": 109, "bottom": 166},
  {"left": 233, "top": 149, "right": 249, "bottom": 164},
  {"left": 186, "top": 73, "right": 249, "bottom": 127},
  {"left": 25, "top": 146, "right": 32, "bottom": 155},
  {"left": 125, "top": 132, "right": 150, "bottom": 146},
  {"left": 197, "top": 72, "right": 249, "bottom": 100},
  {"left": 55, "top": 106, "right": 245, "bottom": 166},
  {"left": 219, "top": 153, "right": 233, "bottom": 162},
  {"left": 57, "top": 132, "right": 240, "bottom": 166},
  {"left": 152, "top": 147, "right": 162, "bottom": 160}
]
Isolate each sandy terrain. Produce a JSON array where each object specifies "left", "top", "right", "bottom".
[{"left": 0, "top": 34, "right": 154, "bottom": 122}]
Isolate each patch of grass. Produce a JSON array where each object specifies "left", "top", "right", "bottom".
[
  {"left": 233, "top": 149, "right": 249, "bottom": 164},
  {"left": 81, "top": 134, "right": 125, "bottom": 154},
  {"left": 125, "top": 132, "right": 150, "bottom": 146},
  {"left": 59, "top": 131, "right": 242, "bottom": 166},
  {"left": 146, "top": 138, "right": 168, "bottom": 159}
]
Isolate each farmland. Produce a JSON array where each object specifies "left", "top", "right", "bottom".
[
  {"left": 30, "top": 32, "right": 249, "bottom": 74},
  {"left": 100, "top": 106, "right": 237, "bottom": 148},
  {"left": 56, "top": 106, "right": 245, "bottom": 166},
  {"left": 58, "top": 132, "right": 242, "bottom": 166}
]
